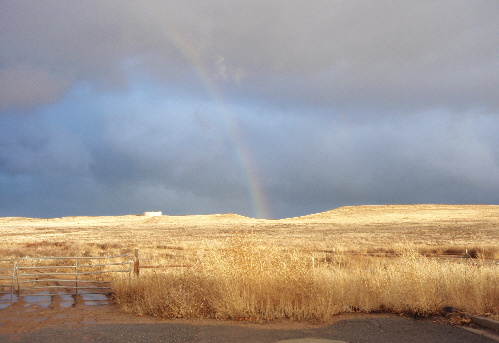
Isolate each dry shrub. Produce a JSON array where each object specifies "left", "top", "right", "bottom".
[
  {"left": 112, "top": 238, "right": 499, "bottom": 322},
  {"left": 113, "top": 272, "right": 215, "bottom": 318},
  {"left": 370, "top": 249, "right": 498, "bottom": 315},
  {"left": 199, "top": 236, "right": 318, "bottom": 320}
]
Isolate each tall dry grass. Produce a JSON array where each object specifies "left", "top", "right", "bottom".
[{"left": 112, "top": 236, "right": 499, "bottom": 322}]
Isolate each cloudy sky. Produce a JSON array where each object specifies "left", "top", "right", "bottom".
[{"left": 1, "top": 1, "right": 498, "bottom": 219}]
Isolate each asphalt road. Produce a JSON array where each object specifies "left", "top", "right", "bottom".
[{"left": 1, "top": 317, "right": 497, "bottom": 343}]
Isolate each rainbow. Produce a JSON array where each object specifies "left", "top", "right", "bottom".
[{"left": 161, "top": 23, "right": 270, "bottom": 219}]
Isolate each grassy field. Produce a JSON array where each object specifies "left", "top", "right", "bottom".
[{"left": 1, "top": 204, "right": 498, "bottom": 322}]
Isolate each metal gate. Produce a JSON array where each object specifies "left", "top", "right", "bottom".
[
  {"left": 15, "top": 254, "right": 133, "bottom": 296},
  {"left": 0, "top": 259, "right": 15, "bottom": 304}
]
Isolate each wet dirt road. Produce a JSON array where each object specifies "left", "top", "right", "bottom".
[
  {"left": 1, "top": 316, "right": 498, "bottom": 343},
  {"left": 1, "top": 294, "right": 498, "bottom": 343}
]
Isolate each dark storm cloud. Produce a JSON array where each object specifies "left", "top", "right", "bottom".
[
  {"left": 0, "top": 1, "right": 498, "bottom": 218},
  {"left": 1, "top": 1, "right": 497, "bottom": 113},
  {"left": 0, "top": 114, "right": 93, "bottom": 177},
  {"left": 204, "top": 1, "right": 499, "bottom": 112},
  {"left": 244, "top": 107, "right": 499, "bottom": 205}
]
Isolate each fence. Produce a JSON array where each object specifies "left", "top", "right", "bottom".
[
  {"left": 0, "top": 259, "right": 15, "bottom": 302},
  {"left": 16, "top": 254, "right": 135, "bottom": 297},
  {"left": 0, "top": 252, "right": 139, "bottom": 302}
]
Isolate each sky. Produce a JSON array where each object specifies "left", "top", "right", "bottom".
[{"left": 0, "top": 1, "right": 498, "bottom": 219}]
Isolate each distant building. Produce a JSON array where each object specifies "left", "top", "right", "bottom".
[{"left": 143, "top": 211, "right": 162, "bottom": 216}]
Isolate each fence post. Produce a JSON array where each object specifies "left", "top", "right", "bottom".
[
  {"left": 133, "top": 249, "right": 140, "bottom": 277},
  {"left": 10, "top": 260, "right": 15, "bottom": 301},
  {"left": 14, "top": 260, "right": 20, "bottom": 297},
  {"left": 75, "top": 257, "right": 79, "bottom": 294}
]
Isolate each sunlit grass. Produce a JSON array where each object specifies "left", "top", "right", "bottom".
[{"left": 112, "top": 236, "right": 499, "bottom": 322}]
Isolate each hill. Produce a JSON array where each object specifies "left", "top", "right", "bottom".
[{"left": 286, "top": 204, "right": 498, "bottom": 224}]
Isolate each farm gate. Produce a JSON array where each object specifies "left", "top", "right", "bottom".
[
  {"left": 0, "top": 259, "right": 15, "bottom": 302},
  {"left": 0, "top": 253, "right": 137, "bottom": 305}
]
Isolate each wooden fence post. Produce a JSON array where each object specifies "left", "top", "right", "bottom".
[
  {"left": 75, "top": 257, "right": 79, "bottom": 294},
  {"left": 133, "top": 249, "right": 140, "bottom": 277},
  {"left": 14, "top": 260, "right": 19, "bottom": 297}
]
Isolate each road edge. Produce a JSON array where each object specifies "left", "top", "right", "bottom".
[{"left": 465, "top": 313, "right": 499, "bottom": 332}]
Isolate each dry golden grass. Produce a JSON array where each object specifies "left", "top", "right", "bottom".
[
  {"left": 111, "top": 234, "right": 499, "bottom": 322},
  {"left": 1, "top": 205, "right": 498, "bottom": 321}
]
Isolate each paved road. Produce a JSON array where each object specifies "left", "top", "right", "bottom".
[{"left": 0, "top": 317, "right": 497, "bottom": 343}]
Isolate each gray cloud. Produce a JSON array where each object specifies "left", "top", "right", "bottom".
[
  {"left": 0, "top": 64, "right": 70, "bottom": 111},
  {"left": 0, "top": 115, "right": 93, "bottom": 177},
  {"left": 245, "top": 111, "right": 499, "bottom": 215},
  {"left": 0, "top": 1, "right": 497, "bottom": 218},
  {"left": 1, "top": 105, "right": 497, "bottom": 218},
  {"left": 1, "top": 1, "right": 497, "bottom": 113}
]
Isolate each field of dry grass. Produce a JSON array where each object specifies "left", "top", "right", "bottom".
[{"left": 1, "top": 204, "right": 498, "bottom": 322}]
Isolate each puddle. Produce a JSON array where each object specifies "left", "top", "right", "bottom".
[
  {"left": 23, "top": 291, "right": 52, "bottom": 308},
  {"left": 78, "top": 291, "right": 109, "bottom": 306},
  {"left": 58, "top": 293, "right": 74, "bottom": 308},
  {"left": 0, "top": 293, "right": 18, "bottom": 309},
  {"left": 0, "top": 290, "right": 110, "bottom": 309}
]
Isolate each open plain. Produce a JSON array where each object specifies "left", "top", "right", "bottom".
[
  {"left": 0, "top": 204, "right": 498, "bottom": 339},
  {"left": 1, "top": 204, "right": 498, "bottom": 256}
]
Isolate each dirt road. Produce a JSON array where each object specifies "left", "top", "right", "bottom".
[
  {"left": 1, "top": 316, "right": 498, "bottom": 343},
  {"left": 0, "top": 301, "right": 498, "bottom": 343}
]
